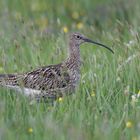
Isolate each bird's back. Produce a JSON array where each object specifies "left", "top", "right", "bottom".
[{"left": 0, "top": 62, "right": 79, "bottom": 99}]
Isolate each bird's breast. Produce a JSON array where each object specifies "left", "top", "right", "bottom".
[{"left": 69, "top": 69, "right": 80, "bottom": 85}]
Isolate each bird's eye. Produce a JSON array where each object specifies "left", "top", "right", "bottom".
[{"left": 76, "top": 35, "right": 81, "bottom": 39}]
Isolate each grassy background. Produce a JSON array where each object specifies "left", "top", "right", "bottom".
[{"left": 0, "top": 0, "right": 140, "bottom": 139}]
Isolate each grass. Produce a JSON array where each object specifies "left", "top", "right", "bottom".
[{"left": 0, "top": 0, "right": 140, "bottom": 139}]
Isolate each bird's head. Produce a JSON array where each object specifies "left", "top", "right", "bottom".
[{"left": 69, "top": 32, "right": 114, "bottom": 53}]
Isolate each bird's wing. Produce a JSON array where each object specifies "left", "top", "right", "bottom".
[
  {"left": 0, "top": 64, "right": 71, "bottom": 92},
  {"left": 23, "top": 64, "right": 71, "bottom": 91}
]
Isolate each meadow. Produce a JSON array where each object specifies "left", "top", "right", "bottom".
[{"left": 0, "top": 0, "right": 140, "bottom": 139}]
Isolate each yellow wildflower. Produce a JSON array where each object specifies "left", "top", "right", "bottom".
[
  {"left": 137, "top": 90, "right": 140, "bottom": 97},
  {"left": 126, "top": 121, "right": 133, "bottom": 128},
  {"left": 58, "top": 97, "right": 63, "bottom": 102},
  {"left": 76, "top": 22, "right": 84, "bottom": 29},
  {"left": 28, "top": 128, "right": 33, "bottom": 133},
  {"left": 72, "top": 12, "right": 79, "bottom": 19},
  {"left": 91, "top": 91, "right": 96, "bottom": 97},
  {"left": 63, "top": 26, "right": 68, "bottom": 33}
]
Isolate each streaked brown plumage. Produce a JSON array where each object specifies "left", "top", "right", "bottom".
[{"left": 0, "top": 33, "right": 113, "bottom": 101}]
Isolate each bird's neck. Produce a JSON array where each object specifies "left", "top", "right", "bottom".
[
  {"left": 69, "top": 41, "right": 80, "bottom": 59},
  {"left": 65, "top": 41, "right": 81, "bottom": 70}
]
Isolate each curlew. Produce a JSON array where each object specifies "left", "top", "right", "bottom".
[{"left": 0, "top": 33, "right": 113, "bottom": 101}]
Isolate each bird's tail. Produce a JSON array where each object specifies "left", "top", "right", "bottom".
[{"left": 0, "top": 74, "right": 19, "bottom": 86}]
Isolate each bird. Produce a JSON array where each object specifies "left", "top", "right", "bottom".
[{"left": 0, "top": 32, "right": 114, "bottom": 101}]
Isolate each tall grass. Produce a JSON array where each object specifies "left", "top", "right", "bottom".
[{"left": 0, "top": 0, "right": 140, "bottom": 139}]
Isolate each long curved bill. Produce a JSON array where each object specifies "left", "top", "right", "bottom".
[{"left": 84, "top": 38, "right": 114, "bottom": 54}]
